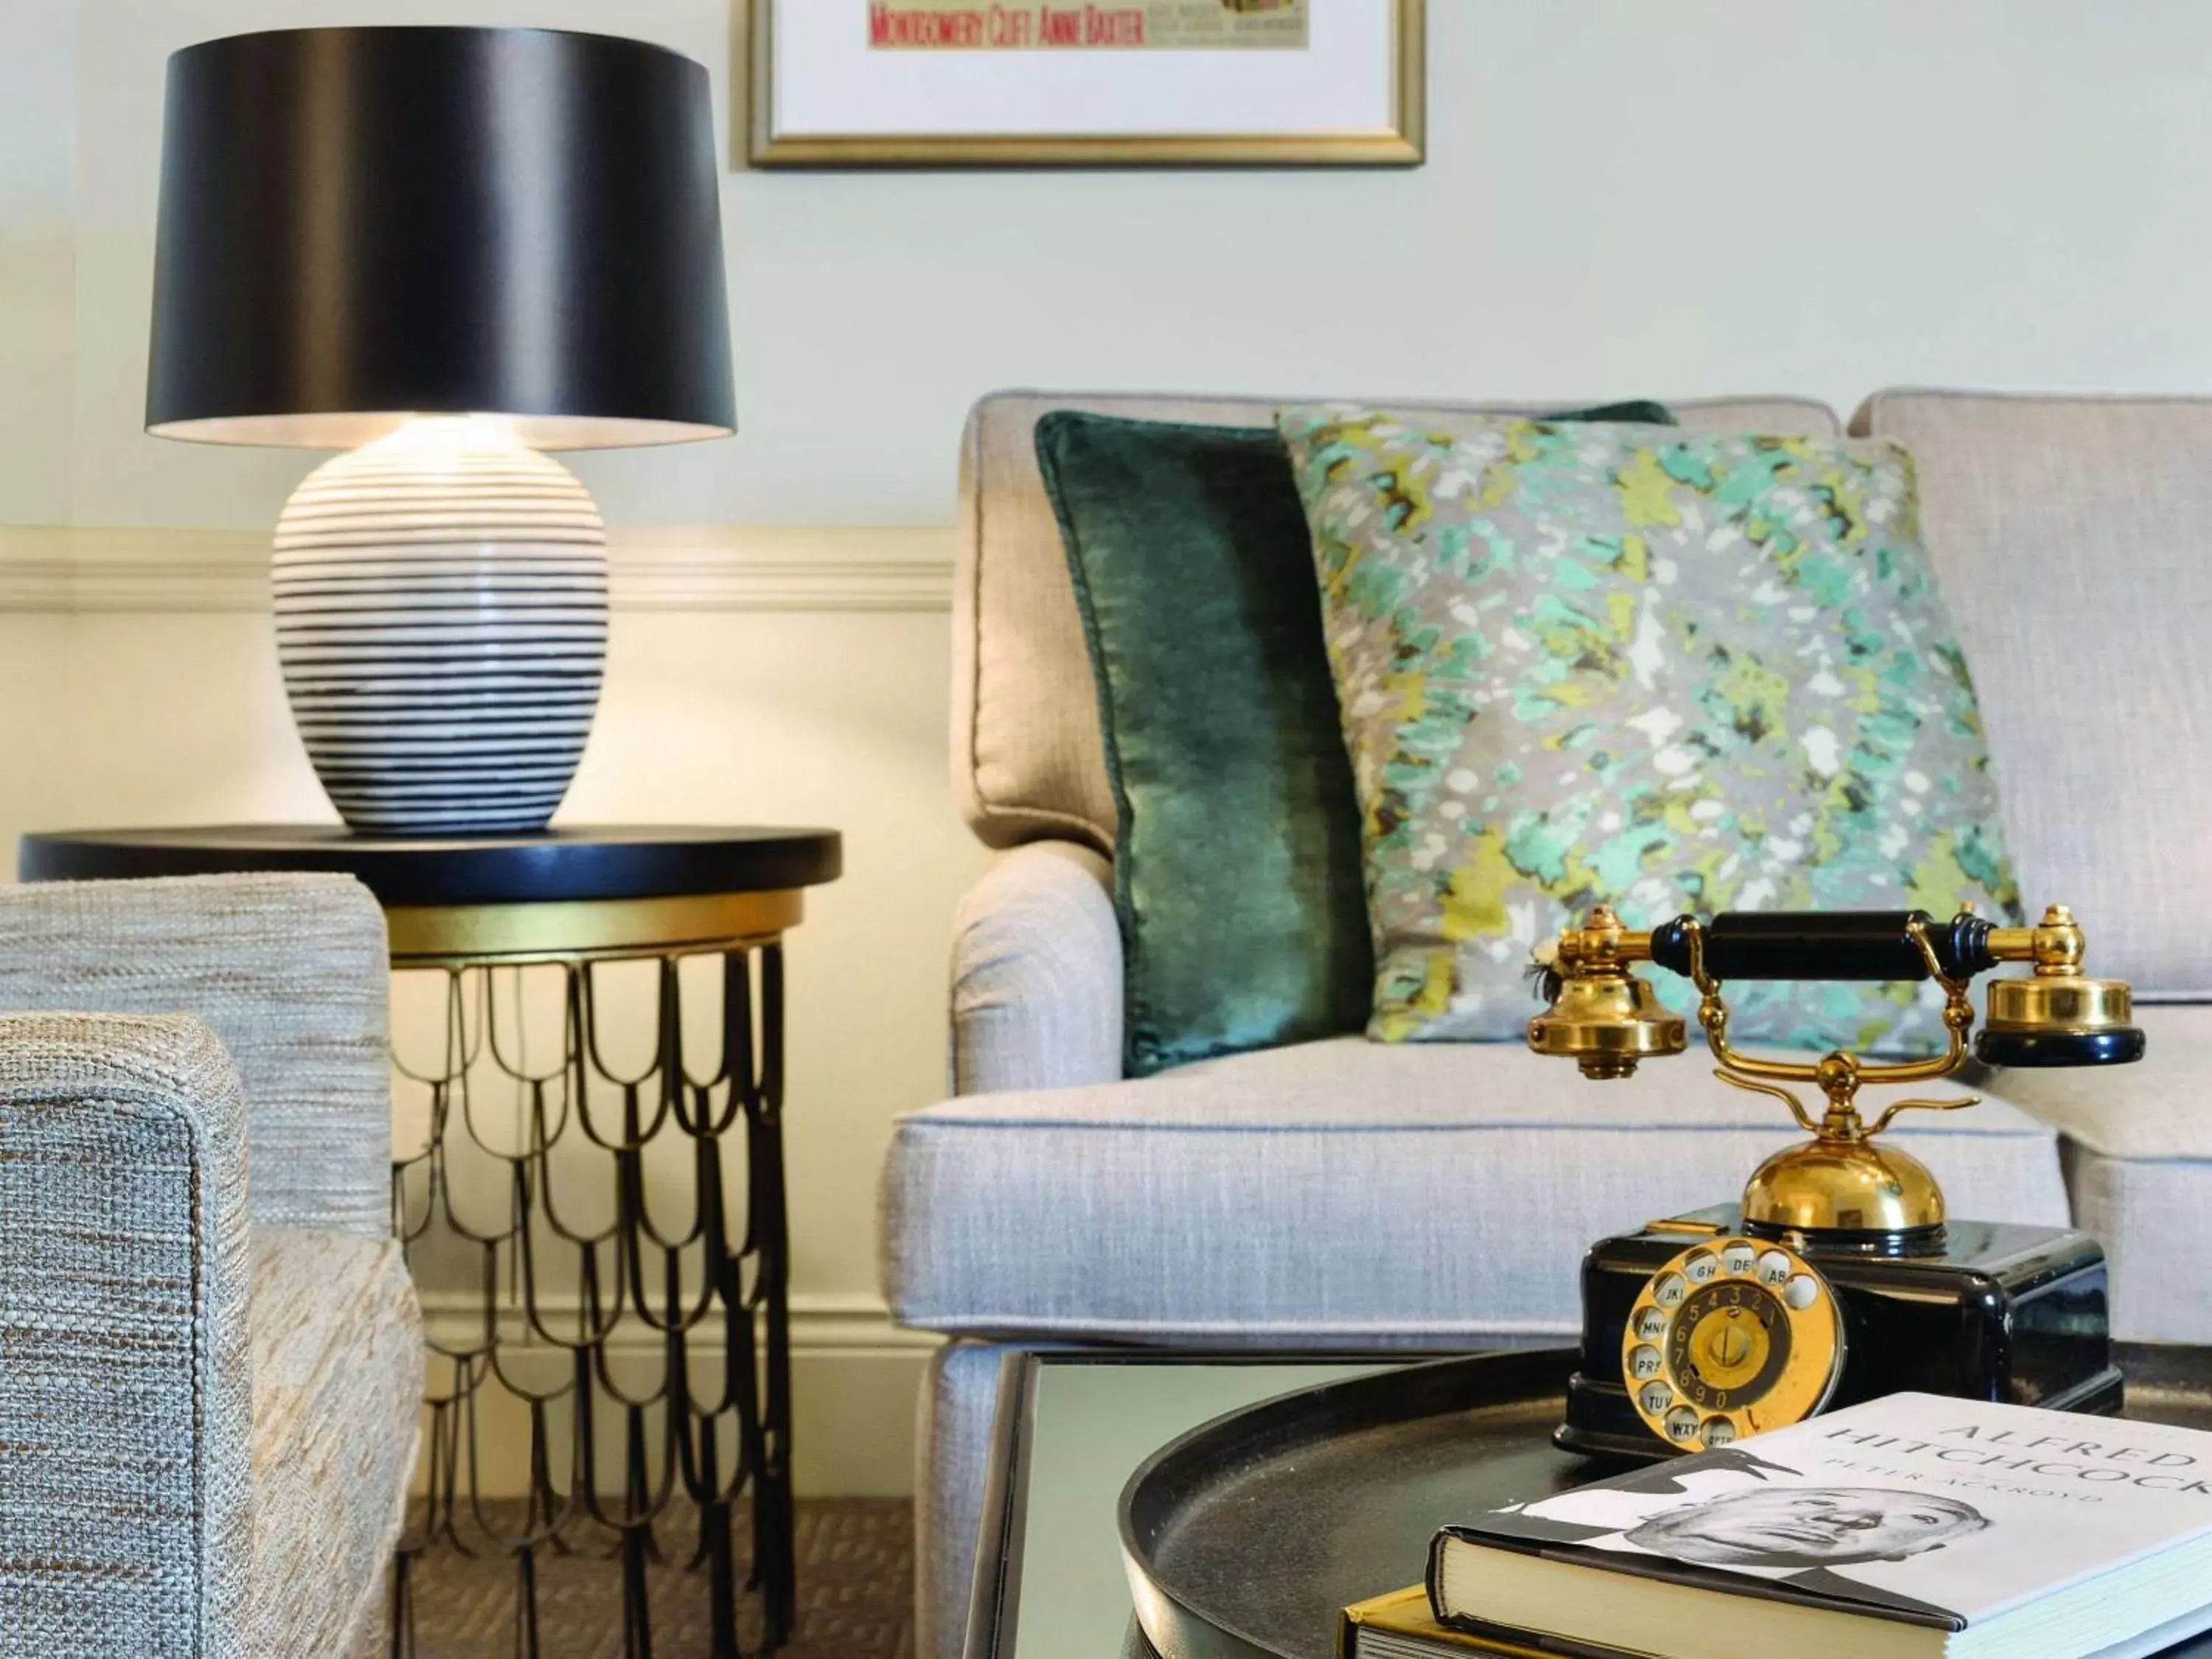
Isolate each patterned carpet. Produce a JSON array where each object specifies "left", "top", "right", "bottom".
[{"left": 405, "top": 1500, "right": 914, "bottom": 1659}]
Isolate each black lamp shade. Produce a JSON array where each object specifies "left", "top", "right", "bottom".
[{"left": 147, "top": 27, "right": 734, "bottom": 449}]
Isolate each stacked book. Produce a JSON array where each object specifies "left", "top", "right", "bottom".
[{"left": 1342, "top": 1394, "right": 2212, "bottom": 1659}]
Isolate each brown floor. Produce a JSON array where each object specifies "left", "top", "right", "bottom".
[{"left": 405, "top": 1500, "right": 914, "bottom": 1659}]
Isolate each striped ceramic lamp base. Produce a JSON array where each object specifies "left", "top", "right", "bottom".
[{"left": 273, "top": 418, "right": 608, "bottom": 835}]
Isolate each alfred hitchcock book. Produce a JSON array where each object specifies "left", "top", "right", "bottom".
[{"left": 1430, "top": 1392, "right": 2212, "bottom": 1659}]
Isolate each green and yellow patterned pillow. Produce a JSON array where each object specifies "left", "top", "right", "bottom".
[{"left": 1276, "top": 405, "right": 2023, "bottom": 1052}]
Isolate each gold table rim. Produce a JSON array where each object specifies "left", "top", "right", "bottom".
[{"left": 383, "top": 888, "right": 804, "bottom": 966}]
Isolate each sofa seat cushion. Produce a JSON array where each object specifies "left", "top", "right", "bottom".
[
  {"left": 882, "top": 1037, "right": 2068, "bottom": 1343},
  {"left": 244, "top": 1229, "right": 420, "bottom": 1658},
  {"left": 1971, "top": 1005, "right": 2212, "bottom": 1343}
]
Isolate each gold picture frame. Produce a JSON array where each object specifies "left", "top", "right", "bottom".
[{"left": 745, "top": 0, "right": 1424, "bottom": 168}]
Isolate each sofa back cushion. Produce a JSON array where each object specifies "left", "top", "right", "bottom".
[
  {"left": 1854, "top": 390, "right": 2212, "bottom": 996},
  {"left": 958, "top": 392, "right": 1845, "bottom": 853}
]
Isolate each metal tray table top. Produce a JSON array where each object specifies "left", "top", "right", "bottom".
[{"left": 1116, "top": 1345, "right": 2212, "bottom": 1659}]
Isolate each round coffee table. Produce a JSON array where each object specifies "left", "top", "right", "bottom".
[{"left": 1119, "top": 1345, "right": 2212, "bottom": 1659}]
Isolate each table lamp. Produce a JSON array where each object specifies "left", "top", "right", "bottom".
[{"left": 146, "top": 27, "right": 734, "bottom": 835}]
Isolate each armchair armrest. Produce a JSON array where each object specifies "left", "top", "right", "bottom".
[
  {"left": 950, "top": 840, "right": 1123, "bottom": 1093},
  {"left": 0, "top": 1014, "right": 254, "bottom": 1656},
  {"left": 0, "top": 872, "right": 391, "bottom": 1238}
]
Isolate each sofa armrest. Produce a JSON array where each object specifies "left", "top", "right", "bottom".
[
  {"left": 950, "top": 841, "right": 1123, "bottom": 1093},
  {"left": 0, "top": 1014, "right": 255, "bottom": 1657},
  {"left": 0, "top": 872, "right": 392, "bottom": 1238}
]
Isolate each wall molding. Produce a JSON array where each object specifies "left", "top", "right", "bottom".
[
  {"left": 0, "top": 524, "right": 958, "bottom": 613},
  {"left": 416, "top": 1286, "right": 943, "bottom": 1357}
]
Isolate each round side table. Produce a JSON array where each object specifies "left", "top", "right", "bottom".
[{"left": 20, "top": 824, "right": 841, "bottom": 1657}]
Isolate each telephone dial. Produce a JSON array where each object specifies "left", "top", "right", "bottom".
[{"left": 1528, "top": 902, "right": 2143, "bottom": 1461}]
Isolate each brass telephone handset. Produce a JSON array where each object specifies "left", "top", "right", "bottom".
[{"left": 1528, "top": 904, "right": 2143, "bottom": 1458}]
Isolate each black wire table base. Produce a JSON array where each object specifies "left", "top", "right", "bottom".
[{"left": 389, "top": 933, "right": 796, "bottom": 1659}]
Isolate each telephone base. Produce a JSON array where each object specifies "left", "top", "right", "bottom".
[{"left": 1554, "top": 1205, "right": 2123, "bottom": 1462}]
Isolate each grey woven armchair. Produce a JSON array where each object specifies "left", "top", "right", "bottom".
[{"left": 0, "top": 872, "right": 420, "bottom": 1658}]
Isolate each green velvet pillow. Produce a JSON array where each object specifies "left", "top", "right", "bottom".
[{"left": 1037, "top": 402, "right": 1675, "bottom": 1077}]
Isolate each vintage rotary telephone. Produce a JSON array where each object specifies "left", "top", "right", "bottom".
[{"left": 1529, "top": 903, "right": 2144, "bottom": 1461}]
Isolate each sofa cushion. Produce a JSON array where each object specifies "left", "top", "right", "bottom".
[
  {"left": 881, "top": 1037, "right": 2067, "bottom": 1342},
  {"left": 1036, "top": 409, "right": 1377, "bottom": 1074},
  {"left": 1037, "top": 403, "right": 1674, "bottom": 1078},
  {"left": 243, "top": 1229, "right": 420, "bottom": 1658},
  {"left": 1975, "top": 1004, "right": 2212, "bottom": 1164},
  {"left": 1279, "top": 406, "right": 2022, "bottom": 1051},
  {"left": 1974, "top": 1005, "right": 2212, "bottom": 1343},
  {"left": 1854, "top": 390, "right": 2212, "bottom": 997},
  {"left": 959, "top": 393, "right": 1846, "bottom": 853},
  {"left": 2062, "top": 1147, "right": 2208, "bottom": 1344}
]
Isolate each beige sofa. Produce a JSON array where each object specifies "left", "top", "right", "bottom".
[
  {"left": 882, "top": 388, "right": 2212, "bottom": 1659},
  {"left": 0, "top": 873, "right": 419, "bottom": 1658}
]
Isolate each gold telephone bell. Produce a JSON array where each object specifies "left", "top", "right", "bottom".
[{"left": 1530, "top": 903, "right": 2143, "bottom": 1460}]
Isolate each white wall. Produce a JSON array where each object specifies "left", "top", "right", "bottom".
[
  {"left": 38, "top": 0, "right": 2212, "bottom": 532},
  {"left": 7, "top": 0, "right": 2212, "bottom": 1495},
  {"left": 0, "top": 1, "right": 75, "bottom": 524}
]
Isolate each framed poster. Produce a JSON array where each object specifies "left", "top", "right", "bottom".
[{"left": 746, "top": 0, "right": 1423, "bottom": 168}]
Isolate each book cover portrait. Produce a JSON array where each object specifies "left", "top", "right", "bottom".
[{"left": 1467, "top": 1395, "right": 2212, "bottom": 1624}]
